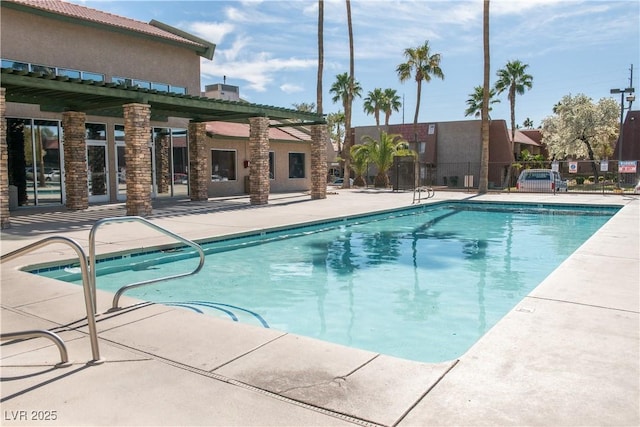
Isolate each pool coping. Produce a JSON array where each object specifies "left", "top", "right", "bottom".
[{"left": 1, "top": 190, "right": 639, "bottom": 426}]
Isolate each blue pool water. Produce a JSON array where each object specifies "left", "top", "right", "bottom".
[{"left": 34, "top": 201, "right": 618, "bottom": 362}]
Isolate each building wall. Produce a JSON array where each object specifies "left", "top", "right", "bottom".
[
  {"left": 2, "top": 4, "right": 204, "bottom": 205},
  {"left": 206, "top": 137, "right": 311, "bottom": 197},
  {"left": 1, "top": 7, "right": 201, "bottom": 94},
  {"left": 435, "top": 120, "right": 482, "bottom": 164}
]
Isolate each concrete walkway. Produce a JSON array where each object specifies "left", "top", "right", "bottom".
[{"left": 1, "top": 190, "right": 638, "bottom": 426}]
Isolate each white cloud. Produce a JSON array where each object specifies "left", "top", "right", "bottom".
[
  {"left": 185, "top": 21, "right": 235, "bottom": 44},
  {"left": 202, "top": 52, "right": 315, "bottom": 92},
  {"left": 280, "top": 83, "right": 304, "bottom": 94}
]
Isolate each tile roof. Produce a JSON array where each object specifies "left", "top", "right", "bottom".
[
  {"left": 206, "top": 122, "right": 311, "bottom": 142},
  {"left": 5, "top": 0, "right": 204, "bottom": 48}
]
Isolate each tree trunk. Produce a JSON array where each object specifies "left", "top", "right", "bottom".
[
  {"left": 317, "top": 0, "right": 323, "bottom": 115},
  {"left": 343, "top": 0, "right": 355, "bottom": 189},
  {"left": 478, "top": 0, "right": 490, "bottom": 194},
  {"left": 413, "top": 79, "right": 422, "bottom": 141},
  {"left": 584, "top": 140, "right": 600, "bottom": 181}
]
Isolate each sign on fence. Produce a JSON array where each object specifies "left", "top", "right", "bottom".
[
  {"left": 569, "top": 162, "right": 578, "bottom": 173},
  {"left": 618, "top": 161, "right": 637, "bottom": 173}
]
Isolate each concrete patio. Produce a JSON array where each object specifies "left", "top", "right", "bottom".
[{"left": 1, "top": 190, "right": 638, "bottom": 426}]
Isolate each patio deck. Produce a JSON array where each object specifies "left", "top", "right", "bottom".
[{"left": 1, "top": 190, "right": 638, "bottom": 426}]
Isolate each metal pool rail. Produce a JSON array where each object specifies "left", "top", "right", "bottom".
[
  {"left": 1, "top": 236, "right": 102, "bottom": 365},
  {"left": 88, "top": 216, "right": 205, "bottom": 311}
]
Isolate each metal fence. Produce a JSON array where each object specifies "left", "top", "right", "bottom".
[{"left": 389, "top": 159, "right": 640, "bottom": 194}]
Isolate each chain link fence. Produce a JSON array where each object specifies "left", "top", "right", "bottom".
[{"left": 389, "top": 159, "right": 640, "bottom": 194}]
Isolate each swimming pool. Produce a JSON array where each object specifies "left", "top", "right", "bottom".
[{"left": 33, "top": 201, "right": 618, "bottom": 362}]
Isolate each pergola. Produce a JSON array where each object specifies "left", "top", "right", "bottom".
[{"left": 0, "top": 69, "right": 328, "bottom": 228}]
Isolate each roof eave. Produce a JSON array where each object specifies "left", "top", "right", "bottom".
[{"left": 150, "top": 20, "right": 216, "bottom": 60}]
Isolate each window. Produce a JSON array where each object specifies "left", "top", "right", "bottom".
[
  {"left": 170, "top": 86, "right": 187, "bottom": 95},
  {"left": 132, "top": 79, "right": 151, "bottom": 90},
  {"left": 151, "top": 82, "right": 170, "bottom": 92},
  {"left": 1, "top": 59, "right": 29, "bottom": 71},
  {"left": 211, "top": 150, "right": 236, "bottom": 181},
  {"left": 82, "top": 71, "right": 104, "bottom": 82},
  {"left": 31, "top": 64, "right": 55, "bottom": 77},
  {"left": 269, "top": 152, "right": 275, "bottom": 179},
  {"left": 112, "top": 76, "right": 184, "bottom": 94},
  {"left": 289, "top": 153, "right": 305, "bottom": 179},
  {"left": 85, "top": 123, "right": 107, "bottom": 141},
  {"left": 58, "top": 68, "right": 81, "bottom": 79}
]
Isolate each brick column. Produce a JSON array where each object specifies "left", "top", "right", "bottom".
[
  {"left": 310, "top": 124, "right": 328, "bottom": 200},
  {"left": 62, "top": 111, "right": 89, "bottom": 211},
  {"left": 0, "top": 88, "right": 9, "bottom": 229},
  {"left": 188, "top": 121, "right": 208, "bottom": 201},
  {"left": 249, "top": 117, "right": 270, "bottom": 205},
  {"left": 124, "top": 103, "right": 152, "bottom": 216}
]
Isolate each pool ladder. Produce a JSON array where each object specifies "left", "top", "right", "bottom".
[
  {"left": 1, "top": 217, "right": 205, "bottom": 367},
  {"left": 412, "top": 185, "right": 435, "bottom": 204},
  {"left": 89, "top": 216, "right": 205, "bottom": 311},
  {"left": 1, "top": 236, "right": 101, "bottom": 365}
]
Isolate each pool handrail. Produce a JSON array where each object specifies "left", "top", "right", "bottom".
[
  {"left": 88, "top": 216, "right": 205, "bottom": 310},
  {"left": 0, "top": 236, "right": 102, "bottom": 364},
  {"left": 413, "top": 185, "right": 435, "bottom": 204},
  {"left": 1, "top": 330, "right": 69, "bottom": 366}
]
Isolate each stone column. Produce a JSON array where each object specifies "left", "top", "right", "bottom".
[
  {"left": 310, "top": 124, "right": 328, "bottom": 200},
  {"left": 155, "top": 130, "right": 170, "bottom": 194},
  {"left": 124, "top": 103, "right": 152, "bottom": 216},
  {"left": 0, "top": 88, "right": 9, "bottom": 229},
  {"left": 187, "top": 121, "right": 208, "bottom": 201},
  {"left": 62, "top": 111, "right": 89, "bottom": 211},
  {"left": 249, "top": 117, "right": 270, "bottom": 205}
]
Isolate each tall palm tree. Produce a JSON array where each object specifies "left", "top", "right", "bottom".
[
  {"left": 382, "top": 88, "right": 402, "bottom": 126},
  {"left": 327, "top": 111, "right": 345, "bottom": 152},
  {"left": 478, "top": 0, "right": 491, "bottom": 194},
  {"left": 363, "top": 88, "right": 385, "bottom": 126},
  {"left": 495, "top": 59, "right": 533, "bottom": 154},
  {"left": 396, "top": 40, "right": 444, "bottom": 140},
  {"left": 465, "top": 85, "right": 499, "bottom": 119},
  {"left": 317, "top": 0, "right": 323, "bottom": 115},
  {"left": 357, "top": 131, "right": 415, "bottom": 188},
  {"left": 330, "top": 72, "right": 361, "bottom": 179},
  {"left": 343, "top": 0, "right": 356, "bottom": 188}
]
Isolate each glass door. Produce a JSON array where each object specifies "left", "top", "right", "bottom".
[
  {"left": 86, "top": 123, "right": 109, "bottom": 203},
  {"left": 115, "top": 125, "right": 127, "bottom": 201}
]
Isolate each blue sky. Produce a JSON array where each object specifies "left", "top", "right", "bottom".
[{"left": 71, "top": 0, "right": 639, "bottom": 128}]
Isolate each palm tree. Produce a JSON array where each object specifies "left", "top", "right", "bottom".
[
  {"left": 330, "top": 72, "right": 362, "bottom": 178},
  {"left": 349, "top": 143, "right": 369, "bottom": 187},
  {"left": 478, "top": 0, "right": 491, "bottom": 194},
  {"left": 382, "top": 88, "right": 402, "bottom": 126},
  {"left": 465, "top": 85, "right": 499, "bottom": 119},
  {"left": 495, "top": 59, "right": 533, "bottom": 154},
  {"left": 363, "top": 88, "right": 385, "bottom": 126},
  {"left": 292, "top": 102, "right": 316, "bottom": 112},
  {"left": 317, "top": 0, "right": 323, "bottom": 115},
  {"left": 344, "top": 0, "right": 356, "bottom": 188},
  {"left": 357, "top": 131, "right": 415, "bottom": 188},
  {"left": 396, "top": 40, "right": 444, "bottom": 140},
  {"left": 523, "top": 117, "right": 534, "bottom": 128},
  {"left": 327, "top": 111, "right": 345, "bottom": 152}
]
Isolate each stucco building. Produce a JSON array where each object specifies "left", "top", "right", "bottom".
[
  {"left": 354, "top": 120, "right": 513, "bottom": 189},
  {"left": 0, "top": 0, "right": 327, "bottom": 229}
]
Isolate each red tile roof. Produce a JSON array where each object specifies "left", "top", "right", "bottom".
[
  {"left": 5, "top": 0, "right": 204, "bottom": 48},
  {"left": 206, "top": 122, "right": 311, "bottom": 142}
]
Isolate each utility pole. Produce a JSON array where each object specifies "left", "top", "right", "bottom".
[{"left": 610, "top": 64, "right": 636, "bottom": 189}]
